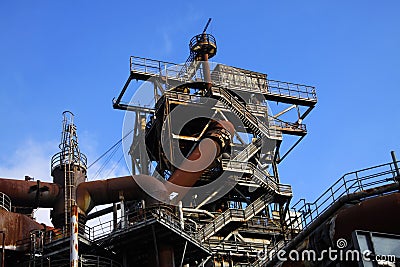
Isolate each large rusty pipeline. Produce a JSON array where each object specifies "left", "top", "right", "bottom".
[
  {"left": 167, "top": 120, "right": 234, "bottom": 188},
  {"left": 0, "top": 178, "right": 61, "bottom": 208},
  {"left": 76, "top": 175, "right": 168, "bottom": 215}
]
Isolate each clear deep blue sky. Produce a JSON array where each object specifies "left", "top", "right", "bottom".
[{"left": 1, "top": 1, "right": 399, "bottom": 205}]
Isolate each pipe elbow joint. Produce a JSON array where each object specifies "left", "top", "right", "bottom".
[{"left": 204, "top": 120, "right": 234, "bottom": 154}]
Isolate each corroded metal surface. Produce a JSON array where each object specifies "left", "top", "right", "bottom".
[
  {"left": 0, "top": 209, "right": 47, "bottom": 251},
  {"left": 0, "top": 178, "right": 60, "bottom": 208},
  {"left": 76, "top": 175, "right": 168, "bottom": 215}
]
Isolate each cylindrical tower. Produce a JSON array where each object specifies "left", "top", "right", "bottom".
[
  {"left": 189, "top": 31, "right": 217, "bottom": 90},
  {"left": 50, "top": 111, "right": 87, "bottom": 230}
]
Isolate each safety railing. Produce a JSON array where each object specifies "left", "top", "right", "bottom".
[
  {"left": 244, "top": 216, "right": 281, "bottom": 231},
  {"left": 286, "top": 160, "right": 399, "bottom": 231},
  {"left": 221, "top": 160, "right": 292, "bottom": 197},
  {"left": 163, "top": 91, "right": 207, "bottom": 105},
  {"left": 152, "top": 208, "right": 203, "bottom": 247},
  {"left": 19, "top": 206, "right": 205, "bottom": 252},
  {"left": 253, "top": 160, "right": 400, "bottom": 266},
  {"left": 197, "top": 208, "right": 245, "bottom": 241},
  {"left": 51, "top": 151, "right": 87, "bottom": 171},
  {"left": 130, "top": 56, "right": 317, "bottom": 104},
  {"left": 233, "top": 138, "right": 262, "bottom": 162},
  {"left": 208, "top": 239, "right": 265, "bottom": 256},
  {"left": 269, "top": 116, "right": 307, "bottom": 134},
  {"left": 130, "top": 56, "right": 205, "bottom": 83},
  {"left": 198, "top": 194, "right": 275, "bottom": 241},
  {"left": 189, "top": 33, "right": 217, "bottom": 51},
  {"left": 0, "top": 192, "right": 11, "bottom": 211},
  {"left": 210, "top": 64, "right": 316, "bottom": 103},
  {"left": 267, "top": 79, "right": 317, "bottom": 101},
  {"left": 26, "top": 254, "right": 122, "bottom": 267}
]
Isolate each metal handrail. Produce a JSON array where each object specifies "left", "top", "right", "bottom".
[
  {"left": 26, "top": 254, "right": 122, "bottom": 267},
  {"left": 286, "top": 161, "right": 399, "bottom": 230},
  {"left": 254, "top": 160, "right": 400, "bottom": 266},
  {"left": 0, "top": 192, "right": 11, "bottom": 211},
  {"left": 129, "top": 56, "right": 317, "bottom": 103},
  {"left": 221, "top": 160, "right": 292, "bottom": 196},
  {"left": 267, "top": 79, "right": 317, "bottom": 100},
  {"left": 211, "top": 87, "right": 276, "bottom": 139},
  {"left": 198, "top": 194, "right": 275, "bottom": 241},
  {"left": 51, "top": 151, "right": 87, "bottom": 171},
  {"left": 189, "top": 34, "right": 217, "bottom": 51}
]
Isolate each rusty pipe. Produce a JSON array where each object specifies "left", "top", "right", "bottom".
[
  {"left": 76, "top": 175, "right": 168, "bottom": 215},
  {"left": 0, "top": 178, "right": 61, "bottom": 208},
  {"left": 167, "top": 120, "right": 234, "bottom": 189}
]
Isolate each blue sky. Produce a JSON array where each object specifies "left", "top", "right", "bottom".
[{"left": 0, "top": 1, "right": 399, "bottom": 223}]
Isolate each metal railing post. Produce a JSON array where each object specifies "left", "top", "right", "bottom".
[{"left": 391, "top": 151, "right": 400, "bottom": 178}]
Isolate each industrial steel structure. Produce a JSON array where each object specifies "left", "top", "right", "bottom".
[{"left": 0, "top": 20, "right": 399, "bottom": 267}]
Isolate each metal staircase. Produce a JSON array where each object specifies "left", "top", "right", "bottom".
[
  {"left": 221, "top": 160, "right": 292, "bottom": 197},
  {"left": 233, "top": 138, "right": 262, "bottom": 162},
  {"left": 197, "top": 194, "right": 276, "bottom": 241},
  {"left": 177, "top": 52, "right": 201, "bottom": 80},
  {"left": 210, "top": 86, "right": 281, "bottom": 141}
]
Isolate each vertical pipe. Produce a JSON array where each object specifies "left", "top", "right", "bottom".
[
  {"left": 113, "top": 203, "right": 118, "bottom": 230},
  {"left": 200, "top": 33, "right": 212, "bottom": 91},
  {"left": 119, "top": 193, "right": 126, "bottom": 228},
  {"left": 178, "top": 201, "right": 184, "bottom": 230},
  {"left": 0, "top": 231, "right": 4, "bottom": 267},
  {"left": 391, "top": 151, "right": 400, "bottom": 177},
  {"left": 70, "top": 205, "right": 79, "bottom": 267}
]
